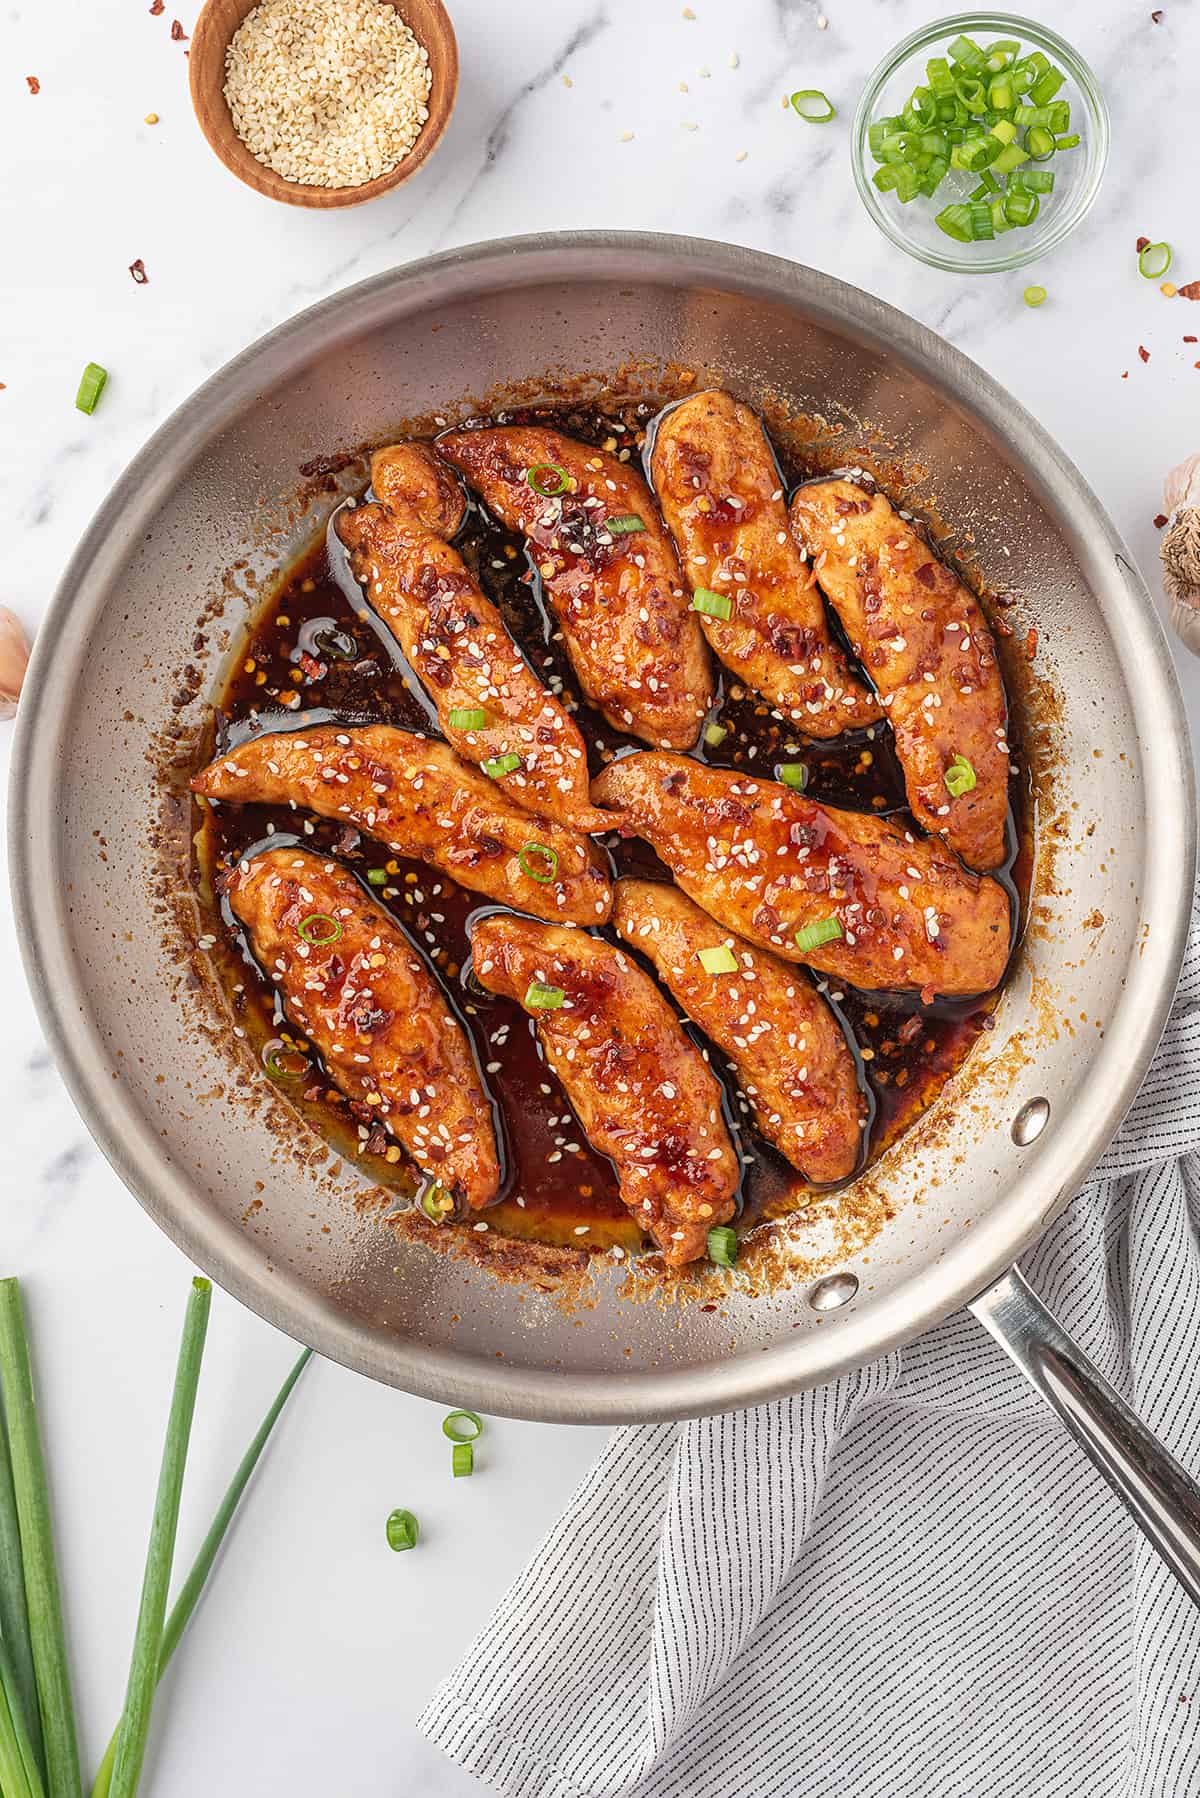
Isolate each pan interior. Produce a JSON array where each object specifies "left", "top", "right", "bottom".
[{"left": 11, "top": 238, "right": 1191, "bottom": 1421}]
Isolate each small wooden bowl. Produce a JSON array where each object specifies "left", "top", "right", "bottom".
[{"left": 189, "top": 0, "right": 458, "bottom": 208}]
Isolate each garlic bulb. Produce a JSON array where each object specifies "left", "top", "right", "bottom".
[
  {"left": 1162, "top": 454, "right": 1200, "bottom": 654},
  {"left": 0, "top": 608, "right": 30, "bottom": 719}
]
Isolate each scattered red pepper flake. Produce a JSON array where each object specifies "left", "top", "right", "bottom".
[
  {"left": 149, "top": 0, "right": 164, "bottom": 11},
  {"left": 128, "top": 258, "right": 149, "bottom": 285},
  {"left": 25, "top": 75, "right": 40, "bottom": 94},
  {"left": 1185, "top": 335, "right": 1198, "bottom": 344},
  {"left": 1151, "top": 7, "right": 1163, "bottom": 18},
  {"left": 170, "top": 18, "right": 187, "bottom": 38},
  {"left": 1179, "top": 281, "right": 1200, "bottom": 301},
  {"left": 1136, "top": 235, "right": 1150, "bottom": 254},
  {"left": 1121, "top": 371, "right": 1129, "bottom": 380},
  {"left": 1025, "top": 626, "right": 1038, "bottom": 660},
  {"left": 1154, "top": 514, "right": 1169, "bottom": 529},
  {"left": 1138, "top": 345, "right": 1150, "bottom": 362}
]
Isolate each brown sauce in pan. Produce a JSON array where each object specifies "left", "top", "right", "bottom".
[{"left": 192, "top": 399, "right": 1031, "bottom": 1263}]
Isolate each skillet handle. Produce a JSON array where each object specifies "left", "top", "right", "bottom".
[{"left": 969, "top": 1265, "right": 1200, "bottom": 1608}]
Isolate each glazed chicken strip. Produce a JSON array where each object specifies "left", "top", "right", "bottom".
[
  {"left": 192, "top": 725, "right": 612, "bottom": 926},
  {"left": 437, "top": 426, "right": 713, "bottom": 749},
  {"left": 592, "top": 754, "right": 1010, "bottom": 997},
  {"left": 613, "top": 880, "right": 865, "bottom": 1183},
  {"left": 651, "top": 391, "right": 881, "bottom": 738},
  {"left": 789, "top": 478, "right": 1009, "bottom": 871},
  {"left": 471, "top": 914, "right": 737, "bottom": 1267},
  {"left": 227, "top": 847, "right": 500, "bottom": 1208},
  {"left": 337, "top": 446, "right": 606, "bottom": 833},
  {"left": 368, "top": 442, "right": 467, "bottom": 538}
]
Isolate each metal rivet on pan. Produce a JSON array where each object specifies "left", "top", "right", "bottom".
[
  {"left": 1011, "top": 1097, "right": 1051, "bottom": 1146},
  {"left": 809, "top": 1272, "right": 859, "bottom": 1312}
]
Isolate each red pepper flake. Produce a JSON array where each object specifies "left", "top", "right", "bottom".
[
  {"left": 1138, "top": 345, "right": 1150, "bottom": 362},
  {"left": 1136, "top": 235, "right": 1150, "bottom": 254},
  {"left": 150, "top": 0, "right": 164, "bottom": 10},
  {"left": 170, "top": 18, "right": 187, "bottom": 38},
  {"left": 128, "top": 258, "right": 149, "bottom": 285},
  {"left": 1154, "top": 514, "right": 1169, "bottom": 529},
  {"left": 1179, "top": 281, "right": 1200, "bottom": 301},
  {"left": 1185, "top": 335, "right": 1198, "bottom": 344},
  {"left": 1025, "top": 626, "right": 1038, "bottom": 660},
  {"left": 1121, "top": 371, "right": 1129, "bottom": 379},
  {"left": 25, "top": 75, "right": 40, "bottom": 94},
  {"left": 1151, "top": 7, "right": 1163, "bottom": 18}
]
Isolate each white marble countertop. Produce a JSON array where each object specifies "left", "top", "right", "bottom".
[{"left": 2, "top": 0, "right": 1198, "bottom": 1791}]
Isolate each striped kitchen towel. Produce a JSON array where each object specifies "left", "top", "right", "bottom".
[{"left": 419, "top": 889, "right": 1200, "bottom": 1798}]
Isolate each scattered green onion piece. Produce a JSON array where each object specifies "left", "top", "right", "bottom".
[
  {"left": 1138, "top": 242, "right": 1172, "bottom": 280},
  {"left": 954, "top": 76, "right": 986, "bottom": 113},
  {"left": 777, "top": 763, "right": 809, "bottom": 791},
  {"left": 607, "top": 514, "right": 646, "bottom": 535},
  {"left": 526, "top": 463, "right": 569, "bottom": 497},
  {"left": 452, "top": 1442, "right": 474, "bottom": 1478},
  {"left": 703, "top": 722, "right": 728, "bottom": 748},
  {"left": 420, "top": 1185, "right": 452, "bottom": 1223},
  {"left": 919, "top": 128, "right": 949, "bottom": 157},
  {"left": 935, "top": 203, "right": 973, "bottom": 243},
  {"left": 1026, "top": 125, "right": 1055, "bottom": 161},
  {"left": 987, "top": 76, "right": 1013, "bottom": 111},
  {"left": 448, "top": 707, "right": 489, "bottom": 731},
  {"left": 1045, "top": 99, "right": 1071, "bottom": 133},
  {"left": 873, "top": 165, "right": 903, "bottom": 195},
  {"left": 790, "top": 89, "right": 836, "bottom": 123},
  {"left": 991, "top": 141, "right": 1028, "bottom": 175},
  {"left": 918, "top": 156, "right": 949, "bottom": 196},
  {"left": 698, "top": 945, "right": 738, "bottom": 975},
  {"left": 706, "top": 1226, "right": 738, "bottom": 1268},
  {"left": 948, "top": 33, "right": 985, "bottom": 72},
  {"left": 1030, "top": 67, "right": 1065, "bottom": 105},
  {"left": 108, "top": 1278, "right": 212, "bottom": 1798},
  {"left": 262, "top": 1039, "right": 306, "bottom": 1080},
  {"left": 91, "top": 1349, "right": 313, "bottom": 1798},
  {"left": 692, "top": 588, "right": 732, "bottom": 621},
  {"left": 867, "top": 119, "right": 892, "bottom": 157},
  {"left": 879, "top": 130, "right": 918, "bottom": 163},
  {"left": 944, "top": 753, "right": 978, "bottom": 797},
  {"left": 989, "top": 196, "right": 1014, "bottom": 234},
  {"left": 1005, "top": 188, "right": 1040, "bottom": 226},
  {"left": 1023, "top": 49, "right": 1051, "bottom": 77},
  {"left": 482, "top": 751, "right": 521, "bottom": 778},
  {"left": 386, "top": 1509, "right": 419, "bottom": 1552},
  {"left": 311, "top": 625, "right": 357, "bottom": 662},
  {"left": 0, "top": 1278, "right": 82, "bottom": 1798},
  {"left": 988, "top": 39, "right": 1022, "bottom": 60},
  {"left": 926, "top": 56, "right": 954, "bottom": 93},
  {"left": 525, "top": 981, "right": 566, "bottom": 1011},
  {"left": 1011, "top": 169, "right": 1054, "bottom": 194},
  {"left": 1023, "top": 285, "right": 1048, "bottom": 308},
  {"left": 908, "top": 86, "right": 937, "bottom": 126},
  {"left": 75, "top": 362, "right": 108, "bottom": 415},
  {"left": 1013, "top": 102, "right": 1053, "bottom": 128},
  {"left": 794, "top": 916, "right": 843, "bottom": 953},
  {"left": 989, "top": 117, "right": 1018, "bottom": 145},
  {"left": 442, "top": 1410, "right": 484, "bottom": 1443},
  {"left": 297, "top": 912, "right": 341, "bottom": 946},
  {"left": 366, "top": 868, "right": 388, "bottom": 886},
  {"left": 518, "top": 843, "right": 559, "bottom": 885},
  {"left": 890, "top": 163, "right": 921, "bottom": 202},
  {"left": 1053, "top": 131, "right": 1080, "bottom": 150},
  {"left": 968, "top": 201, "right": 995, "bottom": 240}
]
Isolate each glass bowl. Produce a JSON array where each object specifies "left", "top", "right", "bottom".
[{"left": 851, "top": 11, "right": 1109, "bottom": 273}]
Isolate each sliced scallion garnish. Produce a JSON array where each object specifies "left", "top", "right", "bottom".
[
  {"left": 607, "top": 514, "right": 646, "bottom": 535},
  {"left": 944, "top": 753, "right": 977, "bottom": 797},
  {"left": 707, "top": 1226, "right": 738, "bottom": 1267},
  {"left": 777, "top": 762, "right": 809, "bottom": 791},
  {"left": 1023, "top": 285, "right": 1047, "bottom": 307},
  {"left": 703, "top": 722, "right": 728, "bottom": 748},
  {"left": 420, "top": 1185, "right": 452, "bottom": 1223},
  {"left": 518, "top": 843, "right": 559, "bottom": 884},
  {"left": 692, "top": 588, "right": 732, "bottom": 621},
  {"left": 297, "top": 912, "right": 341, "bottom": 945},
  {"left": 451, "top": 1442, "right": 474, "bottom": 1478},
  {"left": 794, "top": 916, "right": 843, "bottom": 953},
  {"left": 75, "top": 361, "right": 108, "bottom": 415},
  {"left": 385, "top": 1509, "right": 419, "bottom": 1552},
  {"left": 482, "top": 752, "right": 521, "bottom": 779},
  {"left": 366, "top": 868, "right": 388, "bottom": 886},
  {"left": 448, "top": 707, "right": 489, "bottom": 731},
  {"left": 790, "top": 88, "right": 836, "bottom": 123},
  {"left": 526, "top": 463, "right": 569, "bottom": 497},
  {"left": 442, "top": 1410, "right": 484, "bottom": 1443},
  {"left": 1138, "top": 241, "right": 1172, "bottom": 280},
  {"left": 525, "top": 981, "right": 566, "bottom": 1010},
  {"left": 698, "top": 945, "right": 738, "bottom": 975}
]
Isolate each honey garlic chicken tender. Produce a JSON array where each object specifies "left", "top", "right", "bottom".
[
  {"left": 470, "top": 914, "right": 737, "bottom": 1266},
  {"left": 613, "top": 880, "right": 865, "bottom": 1183},
  {"left": 227, "top": 848, "right": 500, "bottom": 1208},
  {"left": 651, "top": 392, "right": 881, "bottom": 738},
  {"left": 192, "top": 725, "right": 612, "bottom": 926},
  {"left": 593, "top": 754, "right": 1010, "bottom": 998},
  {"left": 789, "top": 479, "right": 1009, "bottom": 871},
  {"left": 437, "top": 426, "right": 713, "bottom": 749},
  {"left": 337, "top": 446, "right": 606, "bottom": 832}
]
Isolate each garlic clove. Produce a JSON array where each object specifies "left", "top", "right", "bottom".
[
  {"left": 0, "top": 608, "right": 30, "bottom": 719},
  {"left": 1164, "top": 453, "right": 1200, "bottom": 517}
]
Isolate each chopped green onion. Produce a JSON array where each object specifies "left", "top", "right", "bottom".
[
  {"left": 448, "top": 707, "right": 489, "bottom": 731},
  {"left": 968, "top": 200, "right": 995, "bottom": 240},
  {"left": 706, "top": 1226, "right": 738, "bottom": 1267},
  {"left": 482, "top": 752, "right": 521, "bottom": 778},
  {"left": 944, "top": 753, "right": 977, "bottom": 797},
  {"left": 954, "top": 76, "right": 986, "bottom": 113},
  {"left": 1030, "top": 67, "right": 1065, "bottom": 105},
  {"left": 926, "top": 56, "right": 954, "bottom": 92},
  {"left": 606, "top": 514, "right": 646, "bottom": 535},
  {"left": 1010, "top": 169, "right": 1055, "bottom": 193},
  {"left": 75, "top": 361, "right": 108, "bottom": 414},
  {"left": 311, "top": 625, "right": 358, "bottom": 662},
  {"left": 948, "top": 33, "right": 985, "bottom": 72},
  {"left": 1023, "top": 285, "right": 1048, "bottom": 307},
  {"left": 297, "top": 912, "right": 341, "bottom": 945},
  {"left": 452, "top": 1442, "right": 474, "bottom": 1478},
  {"left": 790, "top": 88, "right": 836, "bottom": 122},
  {"left": 698, "top": 945, "right": 738, "bottom": 975},
  {"left": 991, "top": 141, "right": 1028, "bottom": 175},
  {"left": 1138, "top": 242, "right": 1172, "bottom": 279},
  {"left": 703, "top": 722, "right": 728, "bottom": 748},
  {"left": 692, "top": 588, "right": 732, "bottom": 621},
  {"left": 262, "top": 1039, "right": 306, "bottom": 1080},
  {"left": 420, "top": 1185, "right": 452, "bottom": 1223},
  {"left": 525, "top": 981, "right": 566, "bottom": 1010},
  {"left": 777, "top": 763, "right": 809, "bottom": 791},
  {"left": 1053, "top": 132, "right": 1080, "bottom": 150},
  {"left": 518, "top": 843, "right": 559, "bottom": 885},
  {"left": 987, "top": 76, "right": 1013, "bottom": 111},
  {"left": 442, "top": 1410, "right": 483, "bottom": 1443},
  {"left": 108, "top": 1278, "right": 212, "bottom": 1798},
  {"left": 386, "top": 1509, "right": 419, "bottom": 1552},
  {"left": 935, "top": 202, "right": 973, "bottom": 243},
  {"left": 794, "top": 916, "right": 843, "bottom": 953},
  {"left": 1026, "top": 125, "right": 1055, "bottom": 161},
  {"left": 1005, "top": 189, "right": 1040, "bottom": 227},
  {"left": 0, "top": 1278, "right": 82, "bottom": 1798},
  {"left": 366, "top": 868, "right": 388, "bottom": 886},
  {"left": 526, "top": 463, "right": 569, "bottom": 497}
]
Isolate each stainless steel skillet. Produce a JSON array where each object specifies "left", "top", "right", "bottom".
[{"left": 9, "top": 233, "right": 1200, "bottom": 1597}]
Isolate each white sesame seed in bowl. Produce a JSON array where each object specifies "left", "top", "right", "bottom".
[{"left": 189, "top": 0, "right": 458, "bottom": 208}]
